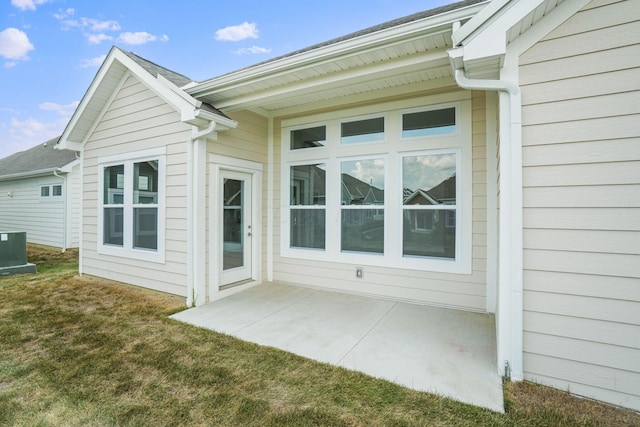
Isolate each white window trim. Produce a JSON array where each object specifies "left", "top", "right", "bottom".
[
  {"left": 97, "top": 147, "right": 166, "bottom": 264},
  {"left": 280, "top": 94, "right": 472, "bottom": 274},
  {"left": 40, "top": 184, "right": 63, "bottom": 200}
]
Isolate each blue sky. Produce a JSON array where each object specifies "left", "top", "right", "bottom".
[{"left": 0, "top": 0, "right": 456, "bottom": 159}]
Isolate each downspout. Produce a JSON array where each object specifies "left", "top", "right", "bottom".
[
  {"left": 53, "top": 170, "right": 68, "bottom": 252},
  {"left": 448, "top": 53, "right": 524, "bottom": 381},
  {"left": 186, "top": 120, "right": 217, "bottom": 307}
]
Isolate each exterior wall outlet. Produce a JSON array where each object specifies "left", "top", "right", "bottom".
[{"left": 356, "top": 267, "right": 363, "bottom": 278}]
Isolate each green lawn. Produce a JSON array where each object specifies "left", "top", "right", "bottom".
[{"left": 0, "top": 245, "right": 638, "bottom": 426}]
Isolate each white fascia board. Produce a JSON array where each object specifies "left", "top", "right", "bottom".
[
  {"left": 0, "top": 168, "right": 58, "bottom": 181},
  {"left": 58, "top": 158, "right": 80, "bottom": 173},
  {"left": 58, "top": 47, "right": 209, "bottom": 151},
  {"left": 454, "top": 0, "right": 546, "bottom": 64},
  {"left": 187, "top": 2, "right": 487, "bottom": 98},
  {"left": 189, "top": 109, "right": 238, "bottom": 130},
  {"left": 57, "top": 46, "right": 123, "bottom": 150},
  {"left": 452, "top": 0, "right": 510, "bottom": 46},
  {"left": 122, "top": 55, "right": 201, "bottom": 122}
]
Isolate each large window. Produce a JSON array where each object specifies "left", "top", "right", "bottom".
[
  {"left": 98, "top": 149, "right": 165, "bottom": 263},
  {"left": 281, "top": 98, "right": 471, "bottom": 273}
]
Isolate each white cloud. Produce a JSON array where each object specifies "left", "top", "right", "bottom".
[
  {"left": 0, "top": 101, "right": 79, "bottom": 158},
  {"left": 39, "top": 101, "right": 80, "bottom": 116},
  {"left": 11, "top": 0, "right": 49, "bottom": 11},
  {"left": 0, "top": 28, "right": 34, "bottom": 60},
  {"left": 79, "top": 54, "right": 106, "bottom": 68},
  {"left": 83, "top": 18, "right": 120, "bottom": 32},
  {"left": 59, "top": 17, "right": 120, "bottom": 32},
  {"left": 86, "top": 33, "right": 112, "bottom": 45},
  {"left": 53, "top": 8, "right": 74, "bottom": 20},
  {"left": 215, "top": 22, "right": 258, "bottom": 42},
  {"left": 117, "top": 31, "right": 169, "bottom": 45},
  {"left": 3, "top": 61, "right": 17, "bottom": 69},
  {"left": 233, "top": 45, "right": 271, "bottom": 55}
]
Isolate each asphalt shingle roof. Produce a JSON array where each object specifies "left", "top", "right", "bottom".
[
  {"left": 122, "top": 49, "right": 230, "bottom": 119},
  {"left": 0, "top": 136, "right": 77, "bottom": 178}
]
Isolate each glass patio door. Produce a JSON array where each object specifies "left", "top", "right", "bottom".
[{"left": 220, "top": 170, "right": 252, "bottom": 287}]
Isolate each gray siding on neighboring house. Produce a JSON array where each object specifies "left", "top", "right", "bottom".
[
  {"left": 81, "top": 73, "right": 192, "bottom": 296},
  {"left": 0, "top": 175, "right": 67, "bottom": 248},
  {"left": 270, "top": 89, "right": 489, "bottom": 311},
  {"left": 520, "top": 0, "right": 640, "bottom": 411}
]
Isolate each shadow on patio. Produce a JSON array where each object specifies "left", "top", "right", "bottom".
[{"left": 170, "top": 283, "right": 504, "bottom": 412}]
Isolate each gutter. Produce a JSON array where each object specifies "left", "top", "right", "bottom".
[
  {"left": 186, "top": 121, "right": 217, "bottom": 307},
  {"left": 53, "top": 170, "right": 69, "bottom": 252},
  {"left": 0, "top": 167, "right": 60, "bottom": 182},
  {"left": 448, "top": 47, "right": 524, "bottom": 381}
]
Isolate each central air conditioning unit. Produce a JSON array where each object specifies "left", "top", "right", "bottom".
[{"left": 0, "top": 231, "right": 37, "bottom": 276}]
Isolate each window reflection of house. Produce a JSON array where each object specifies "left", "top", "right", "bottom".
[
  {"left": 341, "top": 170, "right": 385, "bottom": 253},
  {"left": 403, "top": 173, "right": 456, "bottom": 258},
  {"left": 341, "top": 173, "right": 384, "bottom": 206}
]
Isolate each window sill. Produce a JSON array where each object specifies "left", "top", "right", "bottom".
[
  {"left": 280, "top": 248, "right": 471, "bottom": 275},
  {"left": 97, "top": 245, "right": 165, "bottom": 264}
]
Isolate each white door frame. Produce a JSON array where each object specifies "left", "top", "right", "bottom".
[{"left": 209, "top": 155, "right": 263, "bottom": 301}]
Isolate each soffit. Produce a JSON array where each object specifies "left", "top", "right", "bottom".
[
  {"left": 506, "top": 0, "right": 564, "bottom": 43},
  {"left": 187, "top": 1, "right": 491, "bottom": 115},
  {"left": 194, "top": 30, "right": 455, "bottom": 114}
]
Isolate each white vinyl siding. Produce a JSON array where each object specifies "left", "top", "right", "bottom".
[
  {"left": 0, "top": 175, "right": 68, "bottom": 248},
  {"left": 81, "top": 73, "right": 192, "bottom": 296},
  {"left": 272, "top": 90, "right": 488, "bottom": 311},
  {"left": 520, "top": 0, "right": 640, "bottom": 412}
]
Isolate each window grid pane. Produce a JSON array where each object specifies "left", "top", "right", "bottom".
[
  {"left": 290, "top": 209, "right": 325, "bottom": 249},
  {"left": 402, "top": 107, "right": 455, "bottom": 138},
  {"left": 291, "top": 126, "right": 326, "bottom": 150},
  {"left": 104, "top": 164, "right": 124, "bottom": 205},
  {"left": 402, "top": 153, "right": 457, "bottom": 260},
  {"left": 104, "top": 207, "right": 124, "bottom": 246},
  {"left": 290, "top": 164, "right": 326, "bottom": 206},
  {"left": 133, "top": 207, "right": 158, "bottom": 250},
  {"left": 341, "top": 209, "right": 384, "bottom": 254},
  {"left": 341, "top": 117, "right": 384, "bottom": 144}
]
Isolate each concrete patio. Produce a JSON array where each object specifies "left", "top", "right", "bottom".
[{"left": 170, "top": 283, "right": 504, "bottom": 412}]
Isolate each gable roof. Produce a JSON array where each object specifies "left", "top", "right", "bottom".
[
  {"left": 0, "top": 136, "right": 78, "bottom": 180},
  {"left": 58, "top": 46, "right": 236, "bottom": 151},
  {"left": 122, "top": 50, "right": 228, "bottom": 118},
  {"left": 122, "top": 50, "right": 192, "bottom": 88}
]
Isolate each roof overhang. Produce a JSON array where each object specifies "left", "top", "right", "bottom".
[
  {"left": 450, "top": 0, "right": 590, "bottom": 78},
  {"left": 58, "top": 47, "right": 236, "bottom": 151},
  {"left": 186, "top": 1, "right": 488, "bottom": 115},
  {"left": 0, "top": 168, "right": 61, "bottom": 182}
]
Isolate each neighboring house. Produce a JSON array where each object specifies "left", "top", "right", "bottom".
[
  {"left": 57, "top": 0, "right": 639, "bottom": 412},
  {"left": 0, "top": 137, "right": 80, "bottom": 250}
]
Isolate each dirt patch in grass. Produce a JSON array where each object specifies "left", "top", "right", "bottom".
[{"left": 1, "top": 245, "right": 639, "bottom": 426}]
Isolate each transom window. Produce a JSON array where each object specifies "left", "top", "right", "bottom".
[
  {"left": 98, "top": 148, "right": 165, "bottom": 263},
  {"left": 282, "top": 97, "right": 472, "bottom": 274}
]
